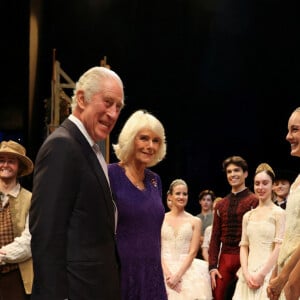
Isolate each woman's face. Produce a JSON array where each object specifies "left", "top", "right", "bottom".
[
  {"left": 132, "top": 129, "right": 161, "bottom": 165},
  {"left": 254, "top": 171, "right": 273, "bottom": 201},
  {"left": 286, "top": 110, "right": 300, "bottom": 157},
  {"left": 170, "top": 184, "right": 188, "bottom": 208}
]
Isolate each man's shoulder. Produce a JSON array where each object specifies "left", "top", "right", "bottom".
[
  {"left": 215, "top": 196, "right": 228, "bottom": 210},
  {"left": 19, "top": 187, "right": 32, "bottom": 198},
  {"left": 244, "top": 189, "right": 258, "bottom": 201},
  {"left": 237, "top": 188, "right": 258, "bottom": 200},
  {"left": 241, "top": 190, "right": 259, "bottom": 208}
]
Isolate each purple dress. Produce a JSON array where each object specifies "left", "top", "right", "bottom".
[{"left": 108, "top": 163, "right": 168, "bottom": 300}]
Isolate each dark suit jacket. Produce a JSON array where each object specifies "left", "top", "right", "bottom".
[{"left": 29, "top": 119, "right": 121, "bottom": 300}]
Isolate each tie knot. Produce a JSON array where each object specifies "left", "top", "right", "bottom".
[{"left": 93, "top": 143, "right": 100, "bottom": 153}]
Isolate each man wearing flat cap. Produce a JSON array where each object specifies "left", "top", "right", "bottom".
[{"left": 0, "top": 140, "right": 34, "bottom": 300}]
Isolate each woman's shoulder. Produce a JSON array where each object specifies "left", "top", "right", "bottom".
[
  {"left": 108, "top": 162, "right": 122, "bottom": 172},
  {"left": 242, "top": 209, "right": 253, "bottom": 220},
  {"left": 205, "top": 224, "right": 212, "bottom": 234},
  {"left": 185, "top": 212, "right": 201, "bottom": 225},
  {"left": 107, "top": 162, "right": 119, "bottom": 169},
  {"left": 271, "top": 204, "right": 286, "bottom": 217},
  {"left": 145, "top": 168, "right": 161, "bottom": 187},
  {"left": 145, "top": 168, "right": 160, "bottom": 178},
  {"left": 107, "top": 162, "right": 123, "bottom": 177}
]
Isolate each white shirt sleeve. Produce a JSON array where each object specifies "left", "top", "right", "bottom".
[
  {"left": 0, "top": 215, "right": 31, "bottom": 263},
  {"left": 202, "top": 225, "right": 212, "bottom": 249}
]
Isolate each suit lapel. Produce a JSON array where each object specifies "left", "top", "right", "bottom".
[{"left": 61, "top": 119, "right": 115, "bottom": 232}]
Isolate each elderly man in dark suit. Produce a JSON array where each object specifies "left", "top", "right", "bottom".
[{"left": 29, "top": 66, "right": 124, "bottom": 300}]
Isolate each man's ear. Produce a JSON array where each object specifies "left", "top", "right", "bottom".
[{"left": 76, "top": 90, "right": 86, "bottom": 108}]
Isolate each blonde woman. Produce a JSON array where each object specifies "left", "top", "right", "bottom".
[
  {"left": 161, "top": 179, "right": 212, "bottom": 299},
  {"left": 108, "top": 109, "right": 167, "bottom": 300},
  {"left": 267, "top": 107, "right": 300, "bottom": 300}
]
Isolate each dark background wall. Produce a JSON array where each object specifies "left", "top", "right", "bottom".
[{"left": 2, "top": 0, "right": 299, "bottom": 213}]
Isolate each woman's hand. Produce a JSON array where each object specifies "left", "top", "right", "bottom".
[{"left": 166, "top": 274, "right": 182, "bottom": 293}]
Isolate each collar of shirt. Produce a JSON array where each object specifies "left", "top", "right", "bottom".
[
  {"left": 68, "top": 114, "right": 94, "bottom": 148},
  {"left": 0, "top": 183, "right": 21, "bottom": 207},
  {"left": 69, "top": 115, "right": 109, "bottom": 180},
  {"left": 68, "top": 115, "right": 116, "bottom": 232}
]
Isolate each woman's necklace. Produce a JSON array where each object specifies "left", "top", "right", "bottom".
[{"left": 125, "top": 166, "right": 145, "bottom": 190}]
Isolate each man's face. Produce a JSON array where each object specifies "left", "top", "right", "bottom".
[
  {"left": 226, "top": 163, "right": 247, "bottom": 188},
  {"left": 79, "top": 78, "right": 124, "bottom": 142},
  {"left": 0, "top": 154, "right": 19, "bottom": 179},
  {"left": 273, "top": 179, "right": 291, "bottom": 198}
]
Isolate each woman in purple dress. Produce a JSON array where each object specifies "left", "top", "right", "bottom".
[{"left": 108, "top": 109, "right": 168, "bottom": 300}]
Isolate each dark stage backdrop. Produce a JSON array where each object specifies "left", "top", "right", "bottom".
[{"left": 3, "top": 0, "right": 299, "bottom": 214}]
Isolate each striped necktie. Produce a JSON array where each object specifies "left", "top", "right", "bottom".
[
  {"left": 92, "top": 144, "right": 118, "bottom": 233},
  {"left": 92, "top": 143, "right": 110, "bottom": 184}
]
